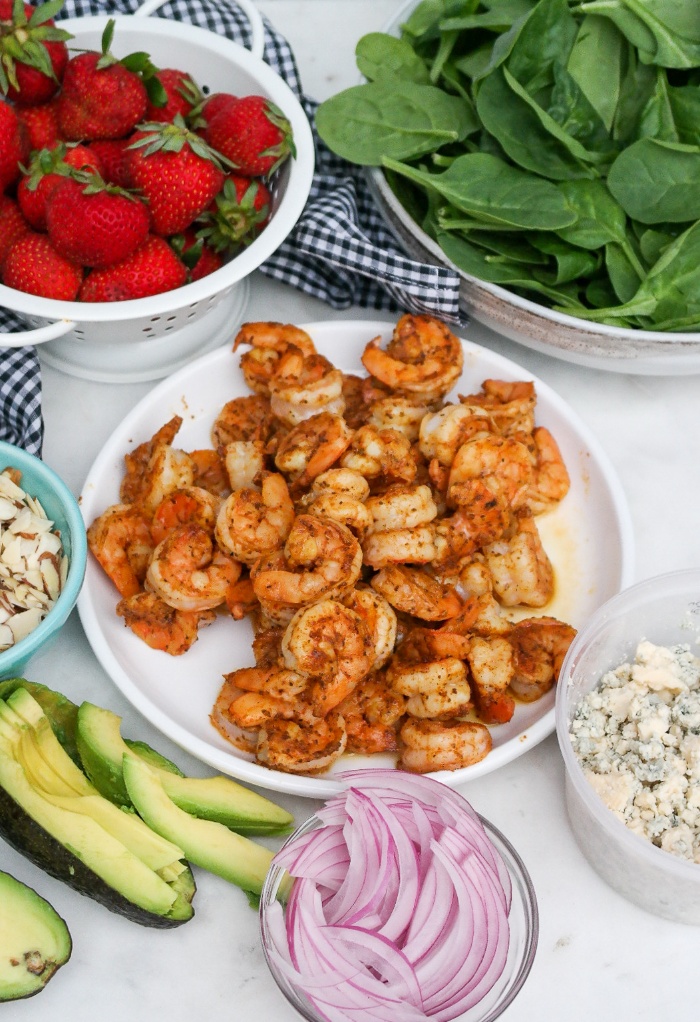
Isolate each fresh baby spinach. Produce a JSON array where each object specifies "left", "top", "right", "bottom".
[{"left": 315, "top": 0, "right": 700, "bottom": 328}]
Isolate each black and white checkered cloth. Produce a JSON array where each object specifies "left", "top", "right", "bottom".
[{"left": 0, "top": 0, "right": 463, "bottom": 455}]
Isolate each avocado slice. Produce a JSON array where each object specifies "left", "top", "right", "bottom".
[
  {"left": 0, "top": 695, "right": 195, "bottom": 927},
  {"left": 77, "top": 701, "right": 293, "bottom": 835},
  {"left": 123, "top": 753, "right": 273, "bottom": 899},
  {"left": 0, "top": 871, "right": 72, "bottom": 1001},
  {"left": 0, "top": 679, "right": 80, "bottom": 766}
]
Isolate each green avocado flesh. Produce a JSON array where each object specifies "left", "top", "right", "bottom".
[
  {"left": 0, "top": 871, "right": 72, "bottom": 1001},
  {"left": 0, "top": 689, "right": 195, "bottom": 928},
  {"left": 77, "top": 701, "right": 293, "bottom": 835},
  {"left": 123, "top": 754, "right": 273, "bottom": 898}
]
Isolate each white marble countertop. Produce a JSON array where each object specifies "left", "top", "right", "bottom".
[{"left": 4, "top": 2, "right": 700, "bottom": 1019}]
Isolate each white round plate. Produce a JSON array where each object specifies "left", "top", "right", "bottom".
[{"left": 78, "top": 320, "right": 635, "bottom": 798}]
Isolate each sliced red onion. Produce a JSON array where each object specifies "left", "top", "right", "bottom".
[{"left": 265, "top": 771, "right": 516, "bottom": 1022}]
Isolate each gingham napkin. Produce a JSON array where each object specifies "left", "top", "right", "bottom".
[{"left": 0, "top": 0, "right": 464, "bottom": 454}]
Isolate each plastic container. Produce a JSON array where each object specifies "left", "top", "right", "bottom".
[
  {"left": 555, "top": 569, "right": 700, "bottom": 924},
  {"left": 0, "top": 442, "right": 87, "bottom": 679},
  {"left": 1, "top": 0, "right": 315, "bottom": 383}
]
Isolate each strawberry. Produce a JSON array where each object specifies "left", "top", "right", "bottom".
[
  {"left": 171, "top": 228, "right": 223, "bottom": 281},
  {"left": 16, "top": 96, "right": 61, "bottom": 150},
  {"left": 189, "top": 90, "right": 237, "bottom": 130},
  {"left": 45, "top": 172, "right": 149, "bottom": 268},
  {"left": 196, "top": 173, "right": 270, "bottom": 253},
  {"left": 203, "top": 94, "right": 295, "bottom": 178},
  {"left": 3, "top": 230, "right": 82, "bottom": 298},
  {"left": 0, "top": 0, "right": 71, "bottom": 106},
  {"left": 0, "top": 193, "right": 29, "bottom": 269},
  {"left": 18, "top": 142, "right": 101, "bottom": 229},
  {"left": 88, "top": 138, "right": 132, "bottom": 188},
  {"left": 144, "top": 68, "right": 201, "bottom": 124},
  {"left": 0, "top": 98, "right": 30, "bottom": 191},
  {"left": 78, "top": 235, "right": 187, "bottom": 302},
  {"left": 127, "top": 115, "right": 225, "bottom": 236},
  {"left": 57, "top": 19, "right": 153, "bottom": 141}
]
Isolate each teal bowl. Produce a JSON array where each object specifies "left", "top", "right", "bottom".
[{"left": 0, "top": 441, "right": 87, "bottom": 679}]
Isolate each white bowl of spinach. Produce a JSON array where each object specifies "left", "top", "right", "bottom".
[{"left": 316, "top": 0, "right": 700, "bottom": 374}]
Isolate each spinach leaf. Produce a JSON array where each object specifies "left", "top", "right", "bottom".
[
  {"left": 555, "top": 179, "right": 628, "bottom": 247},
  {"left": 355, "top": 33, "right": 431, "bottom": 84},
  {"left": 607, "top": 137, "right": 700, "bottom": 222},
  {"left": 315, "top": 81, "right": 473, "bottom": 165},
  {"left": 567, "top": 14, "right": 625, "bottom": 131},
  {"left": 575, "top": 0, "right": 700, "bottom": 68},
  {"left": 505, "top": 0, "right": 579, "bottom": 93},
  {"left": 548, "top": 60, "right": 617, "bottom": 154},
  {"left": 441, "top": 0, "right": 534, "bottom": 33},
  {"left": 530, "top": 233, "right": 601, "bottom": 283},
  {"left": 605, "top": 241, "right": 642, "bottom": 301},
  {"left": 637, "top": 68, "right": 680, "bottom": 140},
  {"left": 668, "top": 84, "right": 700, "bottom": 145},
  {"left": 612, "top": 42, "right": 657, "bottom": 142},
  {"left": 383, "top": 152, "right": 577, "bottom": 229}
]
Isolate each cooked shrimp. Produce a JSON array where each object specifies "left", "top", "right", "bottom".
[
  {"left": 120, "top": 416, "right": 183, "bottom": 505},
  {"left": 482, "top": 510, "right": 554, "bottom": 607},
  {"left": 341, "top": 374, "right": 371, "bottom": 430},
  {"left": 211, "top": 673, "right": 258, "bottom": 753},
  {"left": 274, "top": 411, "right": 353, "bottom": 489},
  {"left": 342, "top": 586, "right": 398, "bottom": 671},
  {"left": 134, "top": 442, "right": 196, "bottom": 517},
  {"left": 225, "top": 574, "right": 259, "bottom": 619},
  {"left": 365, "top": 483, "right": 438, "bottom": 534},
  {"left": 211, "top": 394, "right": 273, "bottom": 448},
  {"left": 433, "top": 483, "right": 509, "bottom": 575},
  {"left": 215, "top": 473, "right": 294, "bottom": 566},
  {"left": 508, "top": 616, "right": 577, "bottom": 701},
  {"left": 87, "top": 503, "right": 154, "bottom": 598},
  {"left": 388, "top": 656, "right": 472, "bottom": 719},
  {"left": 371, "top": 565, "right": 462, "bottom": 621},
  {"left": 336, "top": 674, "right": 406, "bottom": 754},
  {"left": 220, "top": 665, "right": 309, "bottom": 729},
  {"left": 233, "top": 322, "right": 316, "bottom": 395},
  {"left": 362, "top": 525, "right": 437, "bottom": 570},
  {"left": 222, "top": 440, "right": 265, "bottom": 492},
  {"left": 460, "top": 379, "right": 536, "bottom": 437},
  {"left": 340, "top": 425, "right": 417, "bottom": 484},
  {"left": 281, "top": 599, "right": 374, "bottom": 715},
  {"left": 398, "top": 717, "right": 492, "bottom": 773},
  {"left": 257, "top": 712, "right": 347, "bottom": 774},
  {"left": 150, "top": 487, "right": 221, "bottom": 545},
  {"left": 189, "top": 448, "right": 230, "bottom": 497},
  {"left": 466, "top": 635, "right": 515, "bottom": 724},
  {"left": 419, "top": 403, "right": 491, "bottom": 466},
  {"left": 448, "top": 433, "right": 533, "bottom": 511},
  {"left": 252, "top": 514, "right": 362, "bottom": 606},
  {"left": 361, "top": 314, "right": 464, "bottom": 402},
  {"left": 116, "top": 591, "right": 214, "bottom": 656},
  {"left": 269, "top": 348, "right": 345, "bottom": 425},
  {"left": 368, "top": 395, "right": 430, "bottom": 442},
  {"left": 524, "top": 426, "right": 570, "bottom": 514},
  {"left": 301, "top": 467, "right": 370, "bottom": 503},
  {"left": 146, "top": 523, "right": 242, "bottom": 612},
  {"left": 303, "top": 491, "right": 373, "bottom": 538},
  {"left": 230, "top": 664, "right": 309, "bottom": 700}
]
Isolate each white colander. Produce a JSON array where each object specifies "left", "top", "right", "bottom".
[{"left": 1, "top": 0, "right": 315, "bottom": 382}]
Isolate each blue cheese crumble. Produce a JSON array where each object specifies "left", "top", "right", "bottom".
[{"left": 570, "top": 640, "right": 700, "bottom": 862}]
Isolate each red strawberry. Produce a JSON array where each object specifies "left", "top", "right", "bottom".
[
  {"left": 3, "top": 230, "right": 82, "bottom": 299},
  {"left": 144, "top": 68, "right": 201, "bottom": 124},
  {"left": 127, "top": 116, "right": 225, "bottom": 236},
  {"left": 46, "top": 173, "right": 149, "bottom": 268},
  {"left": 78, "top": 235, "right": 187, "bottom": 302},
  {"left": 0, "top": 193, "right": 30, "bottom": 270},
  {"left": 88, "top": 138, "right": 133, "bottom": 188},
  {"left": 0, "top": 99, "right": 30, "bottom": 191},
  {"left": 190, "top": 90, "right": 237, "bottom": 129},
  {"left": 171, "top": 228, "right": 223, "bottom": 281},
  {"left": 18, "top": 142, "right": 102, "bottom": 229},
  {"left": 57, "top": 20, "right": 150, "bottom": 141},
  {"left": 203, "top": 95, "right": 295, "bottom": 178},
  {"left": 0, "top": 0, "right": 71, "bottom": 106},
  {"left": 196, "top": 173, "right": 270, "bottom": 253},
  {"left": 16, "top": 97, "right": 61, "bottom": 150}
]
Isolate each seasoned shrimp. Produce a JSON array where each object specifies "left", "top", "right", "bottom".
[
  {"left": 233, "top": 322, "right": 316, "bottom": 395},
  {"left": 252, "top": 514, "right": 362, "bottom": 606},
  {"left": 336, "top": 674, "right": 406, "bottom": 755},
  {"left": 220, "top": 665, "right": 310, "bottom": 729},
  {"left": 150, "top": 487, "right": 221, "bottom": 545},
  {"left": 257, "top": 712, "right": 347, "bottom": 774},
  {"left": 388, "top": 656, "right": 472, "bottom": 719},
  {"left": 146, "top": 523, "right": 242, "bottom": 612},
  {"left": 189, "top": 448, "right": 230, "bottom": 497},
  {"left": 120, "top": 416, "right": 182, "bottom": 505},
  {"left": 225, "top": 574, "right": 258, "bottom": 619},
  {"left": 482, "top": 510, "right": 554, "bottom": 607},
  {"left": 274, "top": 411, "right": 353, "bottom": 489},
  {"left": 448, "top": 433, "right": 533, "bottom": 511},
  {"left": 433, "top": 482, "right": 509, "bottom": 574},
  {"left": 269, "top": 348, "right": 345, "bottom": 425},
  {"left": 215, "top": 473, "right": 294, "bottom": 566},
  {"left": 362, "top": 524, "right": 437, "bottom": 570},
  {"left": 361, "top": 314, "right": 464, "bottom": 402},
  {"left": 398, "top": 717, "right": 492, "bottom": 773},
  {"left": 340, "top": 425, "right": 417, "bottom": 484},
  {"left": 419, "top": 403, "right": 491, "bottom": 466},
  {"left": 303, "top": 490, "right": 373, "bottom": 538},
  {"left": 342, "top": 586, "right": 398, "bottom": 671},
  {"left": 368, "top": 395, "right": 430, "bottom": 442},
  {"left": 365, "top": 483, "right": 438, "bottom": 533},
  {"left": 281, "top": 599, "right": 373, "bottom": 715},
  {"left": 371, "top": 564, "right": 462, "bottom": 621},
  {"left": 509, "top": 616, "right": 576, "bottom": 701},
  {"left": 134, "top": 442, "right": 196, "bottom": 516},
  {"left": 460, "top": 379, "right": 536, "bottom": 436},
  {"left": 341, "top": 374, "right": 371, "bottom": 430},
  {"left": 524, "top": 426, "right": 570, "bottom": 514},
  {"left": 222, "top": 440, "right": 265, "bottom": 492},
  {"left": 116, "top": 591, "right": 214, "bottom": 656},
  {"left": 301, "top": 467, "right": 370, "bottom": 503},
  {"left": 87, "top": 503, "right": 154, "bottom": 598},
  {"left": 211, "top": 394, "right": 273, "bottom": 448},
  {"left": 466, "top": 635, "right": 515, "bottom": 724}
]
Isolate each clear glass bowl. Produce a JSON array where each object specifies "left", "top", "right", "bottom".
[
  {"left": 260, "top": 811, "right": 539, "bottom": 1022},
  {"left": 555, "top": 568, "right": 700, "bottom": 924}
]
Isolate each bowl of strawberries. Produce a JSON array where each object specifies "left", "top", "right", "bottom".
[{"left": 0, "top": 0, "right": 315, "bottom": 381}]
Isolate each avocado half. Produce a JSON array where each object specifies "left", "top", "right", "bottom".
[{"left": 0, "top": 871, "right": 72, "bottom": 1001}]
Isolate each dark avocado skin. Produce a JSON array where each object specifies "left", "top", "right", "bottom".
[{"left": 0, "top": 770, "right": 195, "bottom": 928}]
